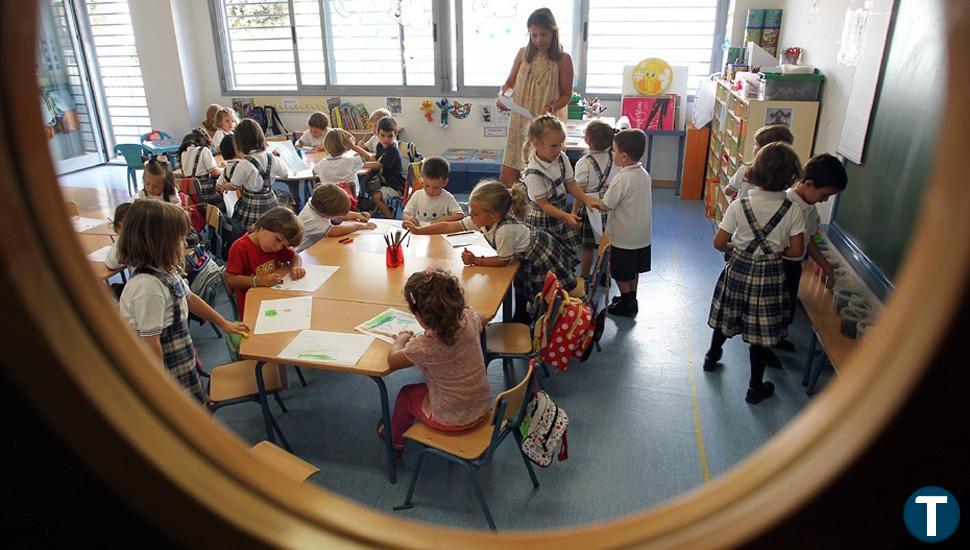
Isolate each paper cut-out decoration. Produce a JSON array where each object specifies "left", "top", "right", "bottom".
[
  {"left": 435, "top": 98, "right": 450, "bottom": 127},
  {"left": 480, "top": 105, "right": 492, "bottom": 123},
  {"left": 420, "top": 99, "right": 434, "bottom": 122},
  {"left": 585, "top": 97, "right": 607, "bottom": 118},
  {"left": 451, "top": 101, "right": 472, "bottom": 119},
  {"left": 632, "top": 57, "right": 673, "bottom": 96}
]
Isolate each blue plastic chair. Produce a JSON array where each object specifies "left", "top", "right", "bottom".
[{"left": 113, "top": 143, "right": 146, "bottom": 196}]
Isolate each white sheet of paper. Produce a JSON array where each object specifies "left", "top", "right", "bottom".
[
  {"left": 72, "top": 217, "right": 104, "bottom": 232},
  {"left": 586, "top": 193, "right": 604, "bottom": 243},
  {"left": 267, "top": 140, "right": 306, "bottom": 174},
  {"left": 272, "top": 265, "right": 339, "bottom": 292},
  {"left": 254, "top": 296, "right": 313, "bottom": 334},
  {"left": 442, "top": 232, "right": 482, "bottom": 248},
  {"left": 224, "top": 189, "right": 238, "bottom": 218},
  {"left": 86, "top": 245, "right": 112, "bottom": 262},
  {"left": 278, "top": 330, "right": 374, "bottom": 367},
  {"left": 497, "top": 93, "right": 533, "bottom": 119},
  {"left": 461, "top": 244, "right": 498, "bottom": 260},
  {"left": 354, "top": 308, "right": 425, "bottom": 344},
  {"left": 353, "top": 218, "right": 402, "bottom": 235}
]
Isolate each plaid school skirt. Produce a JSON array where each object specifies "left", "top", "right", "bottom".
[
  {"left": 196, "top": 175, "right": 227, "bottom": 211},
  {"left": 525, "top": 193, "right": 581, "bottom": 265},
  {"left": 708, "top": 249, "right": 790, "bottom": 347},
  {"left": 233, "top": 184, "right": 279, "bottom": 228},
  {"left": 516, "top": 225, "right": 578, "bottom": 299}
]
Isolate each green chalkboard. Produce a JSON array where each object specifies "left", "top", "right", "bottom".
[{"left": 833, "top": 0, "right": 944, "bottom": 282}]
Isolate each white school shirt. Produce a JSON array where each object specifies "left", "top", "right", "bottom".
[
  {"left": 296, "top": 203, "right": 334, "bottom": 252},
  {"left": 211, "top": 129, "right": 231, "bottom": 151},
  {"left": 574, "top": 150, "right": 615, "bottom": 194},
  {"left": 312, "top": 152, "right": 364, "bottom": 194},
  {"left": 134, "top": 189, "right": 182, "bottom": 205},
  {"left": 105, "top": 241, "right": 123, "bottom": 270},
  {"left": 727, "top": 163, "right": 755, "bottom": 199},
  {"left": 459, "top": 216, "right": 531, "bottom": 259},
  {"left": 119, "top": 270, "right": 190, "bottom": 337},
  {"left": 180, "top": 145, "right": 217, "bottom": 177},
  {"left": 297, "top": 128, "right": 328, "bottom": 148},
  {"left": 403, "top": 189, "right": 463, "bottom": 223},
  {"left": 784, "top": 188, "right": 820, "bottom": 261},
  {"left": 719, "top": 189, "right": 806, "bottom": 257},
  {"left": 219, "top": 150, "right": 288, "bottom": 192},
  {"left": 523, "top": 151, "right": 574, "bottom": 202},
  {"left": 602, "top": 163, "right": 653, "bottom": 250}
]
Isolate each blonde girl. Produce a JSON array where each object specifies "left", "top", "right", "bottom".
[
  {"left": 360, "top": 107, "right": 392, "bottom": 152},
  {"left": 211, "top": 107, "right": 237, "bottom": 152},
  {"left": 118, "top": 200, "right": 248, "bottom": 402}
]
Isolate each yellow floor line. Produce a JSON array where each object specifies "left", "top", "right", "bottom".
[{"left": 671, "top": 248, "right": 711, "bottom": 484}]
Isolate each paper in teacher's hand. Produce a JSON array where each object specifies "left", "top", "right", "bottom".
[{"left": 497, "top": 93, "right": 533, "bottom": 119}]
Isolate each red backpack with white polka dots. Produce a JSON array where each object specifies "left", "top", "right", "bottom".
[{"left": 532, "top": 273, "right": 594, "bottom": 371}]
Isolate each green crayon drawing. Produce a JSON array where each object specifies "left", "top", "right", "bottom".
[
  {"left": 265, "top": 309, "right": 277, "bottom": 317},
  {"left": 298, "top": 350, "right": 334, "bottom": 361}
]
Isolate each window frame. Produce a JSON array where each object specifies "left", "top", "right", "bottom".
[{"left": 210, "top": 0, "right": 729, "bottom": 99}]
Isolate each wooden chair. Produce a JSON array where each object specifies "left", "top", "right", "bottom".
[
  {"left": 248, "top": 441, "right": 318, "bottom": 483},
  {"left": 571, "top": 234, "right": 612, "bottom": 299},
  {"left": 484, "top": 290, "right": 562, "bottom": 388},
  {"left": 394, "top": 362, "right": 537, "bottom": 531},
  {"left": 197, "top": 359, "right": 292, "bottom": 450},
  {"left": 582, "top": 235, "right": 613, "bottom": 357}
]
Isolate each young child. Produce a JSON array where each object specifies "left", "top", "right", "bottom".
[
  {"left": 365, "top": 116, "right": 406, "bottom": 219},
  {"left": 202, "top": 103, "right": 223, "bottom": 142},
  {"left": 408, "top": 180, "right": 577, "bottom": 323},
  {"left": 777, "top": 153, "right": 848, "bottom": 351},
  {"left": 178, "top": 128, "right": 225, "bottom": 212},
  {"left": 136, "top": 157, "right": 184, "bottom": 206},
  {"left": 725, "top": 124, "right": 794, "bottom": 200},
  {"left": 296, "top": 111, "right": 330, "bottom": 150},
  {"left": 402, "top": 157, "right": 463, "bottom": 227},
  {"left": 211, "top": 108, "right": 237, "bottom": 153},
  {"left": 596, "top": 129, "right": 652, "bottom": 317},
  {"left": 571, "top": 119, "right": 616, "bottom": 279},
  {"left": 360, "top": 107, "right": 392, "bottom": 152},
  {"left": 224, "top": 207, "right": 306, "bottom": 319},
  {"left": 296, "top": 183, "right": 375, "bottom": 252},
  {"left": 704, "top": 142, "right": 806, "bottom": 404},
  {"left": 105, "top": 202, "right": 131, "bottom": 298},
  {"left": 312, "top": 128, "right": 377, "bottom": 210},
  {"left": 382, "top": 267, "right": 491, "bottom": 453},
  {"left": 117, "top": 200, "right": 248, "bottom": 402},
  {"left": 218, "top": 119, "right": 288, "bottom": 229},
  {"left": 521, "top": 114, "right": 600, "bottom": 266}
]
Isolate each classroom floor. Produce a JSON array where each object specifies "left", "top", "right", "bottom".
[{"left": 60, "top": 163, "right": 833, "bottom": 532}]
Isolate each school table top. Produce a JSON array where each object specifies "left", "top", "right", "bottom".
[
  {"left": 798, "top": 260, "right": 861, "bottom": 392},
  {"left": 565, "top": 116, "right": 616, "bottom": 150},
  {"left": 77, "top": 233, "right": 121, "bottom": 281},
  {"left": 142, "top": 138, "right": 180, "bottom": 155}
]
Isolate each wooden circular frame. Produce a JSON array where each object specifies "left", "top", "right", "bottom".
[{"left": 2, "top": 2, "right": 968, "bottom": 546}]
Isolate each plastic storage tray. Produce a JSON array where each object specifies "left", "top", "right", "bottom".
[{"left": 758, "top": 72, "right": 824, "bottom": 101}]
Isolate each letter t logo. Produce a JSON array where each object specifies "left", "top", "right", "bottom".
[{"left": 915, "top": 496, "right": 948, "bottom": 536}]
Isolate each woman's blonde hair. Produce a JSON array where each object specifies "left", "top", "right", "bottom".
[
  {"left": 252, "top": 206, "right": 304, "bottom": 247},
  {"left": 203, "top": 103, "right": 222, "bottom": 132},
  {"left": 404, "top": 268, "right": 466, "bottom": 347},
  {"left": 309, "top": 183, "right": 351, "bottom": 217},
  {"left": 524, "top": 8, "right": 563, "bottom": 63},
  {"left": 470, "top": 179, "right": 529, "bottom": 221},
  {"left": 117, "top": 200, "right": 189, "bottom": 273},
  {"left": 523, "top": 113, "right": 565, "bottom": 160},
  {"left": 368, "top": 108, "right": 391, "bottom": 127},
  {"left": 323, "top": 128, "right": 354, "bottom": 157}
]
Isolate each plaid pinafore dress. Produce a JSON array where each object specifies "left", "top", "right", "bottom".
[
  {"left": 136, "top": 268, "right": 206, "bottom": 403},
  {"left": 522, "top": 153, "right": 582, "bottom": 260},
  {"left": 230, "top": 152, "right": 279, "bottom": 228},
  {"left": 708, "top": 198, "right": 793, "bottom": 347},
  {"left": 579, "top": 152, "right": 612, "bottom": 248},
  {"left": 485, "top": 218, "right": 577, "bottom": 299},
  {"left": 187, "top": 146, "right": 226, "bottom": 212}
]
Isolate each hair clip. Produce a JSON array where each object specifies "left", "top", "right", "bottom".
[
  {"left": 408, "top": 291, "right": 416, "bottom": 304},
  {"left": 424, "top": 266, "right": 437, "bottom": 276}
]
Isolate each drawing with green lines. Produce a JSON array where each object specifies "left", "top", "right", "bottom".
[{"left": 278, "top": 330, "right": 374, "bottom": 367}]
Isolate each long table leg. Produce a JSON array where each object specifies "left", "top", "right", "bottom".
[
  {"left": 502, "top": 286, "right": 514, "bottom": 322},
  {"left": 370, "top": 376, "right": 397, "bottom": 484},
  {"left": 254, "top": 361, "right": 277, "bottom": 446}
]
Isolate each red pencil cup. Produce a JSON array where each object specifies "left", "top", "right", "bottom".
[{"left": 386, "top": 245, "right": 404, "bottom": 268}]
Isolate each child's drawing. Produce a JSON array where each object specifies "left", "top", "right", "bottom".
[{"left": 278, "top": 330, "right": 374, "bottom": 366}]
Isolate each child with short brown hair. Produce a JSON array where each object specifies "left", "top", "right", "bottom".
[
  {"left": 296, "top": 111, "right": 330, "bottom": 150},
  {"left": 296, "top": 183, "right": 375, "bottom": 251}
]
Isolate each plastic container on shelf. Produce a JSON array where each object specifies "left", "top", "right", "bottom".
[{"left": 758, "top": 71, "right": 825, "bottom": 101}]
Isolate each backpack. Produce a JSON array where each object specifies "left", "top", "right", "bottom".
[
  {"left": 519, "top": 382, "right": 569, "bottom": 467},
  {"left": 533, "top": 273, "right": 594, "bottom": 371},
  {"left": 249, "top": 106, "right": 267, "bottom": 131},
  {"left": 265, "top": 105, "right": 288, "bottom": 136}
]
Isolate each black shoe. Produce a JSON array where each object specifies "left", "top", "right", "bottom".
[
  {"left": 746, "top": 381, "right": 775, "bottom": 404},
  {"left": 774, "top": 339, "right": 796, "bottom": 352},
  {"left": 608, "top": 299, "right": 638, "bottom": 317},
  {"left": 765, "top": 349, "right": 783, "bottom": 369},
  {"left": 610, "top": 295, "right": 622, "bottom": 305},
  {"left": 703, "top": 351, "right": 722, "bottom": 372}
]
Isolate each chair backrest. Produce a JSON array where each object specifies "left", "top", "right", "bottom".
[
  {"left": 494, "top": 361, "right": 534, "bottom": 428},
  {"left": 585, "top": 234, "right": 612, "bottom": 304},
  {"left": 220, "top": 268, "right": 239, "bottom": 320},
  {"left": 113, "top": 143, "right": 146, "bottom": 169},
  {"left": 64, "top": 201, "right": 79, "bottom": 218}
]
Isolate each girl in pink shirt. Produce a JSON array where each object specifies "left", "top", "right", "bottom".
[{"left": 380, "top": 267, "right": 491, "bottom": 453}]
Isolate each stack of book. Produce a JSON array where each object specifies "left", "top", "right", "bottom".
[{"left": 330, "top": 102, "right": 371, "bottom": 131}]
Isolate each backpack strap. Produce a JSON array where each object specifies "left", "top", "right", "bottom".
[{"left": 190, "top": 146, "right": 203, "bottom": 177}]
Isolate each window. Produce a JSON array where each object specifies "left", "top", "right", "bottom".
[
  {"left": 584, "top": 0, "right": 720, "bottom": 95},
  {"left": 221, "top": 0, "right": 298, "bottom": 90}
]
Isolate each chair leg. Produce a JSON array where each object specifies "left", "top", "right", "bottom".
[
  {"left": 394, "top": 448, "right": 431, "bottom": 511},
  {"left": 541, "top": 363, "right": 551, "bottom": 378},
  {"left": 502, "top": 358, "right": 513, "bottom": 389},
  {"left": 210, "top": 323, "right": 222, "bottom": 338},
  {"left": 270, "top": 415, "right": 291, "bottom": 452},
  {"left": 460, "top": 462, "right": 496, "bottom": 531},
  {"left": 513, "top": 431, "right": 540, "bottom": 488},
  {"left": 293, "top": 366, "right": 308, "bottom": 387},
  {"left": 272, "top": 392, "right": 287, "bottom": 413}
]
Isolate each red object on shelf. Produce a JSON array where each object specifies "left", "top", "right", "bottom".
[{"left": 621, "top": 95, "right": 677, "bottom": 131}]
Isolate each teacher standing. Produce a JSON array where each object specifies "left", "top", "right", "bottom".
[{"left": 498, "top": 8, "right": 574, "bottom": 187}]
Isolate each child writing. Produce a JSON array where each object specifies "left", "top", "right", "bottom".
[
  {"left": 407, "top": 180, "right": 577, "bottom": 323},
  {"left": 224, "top": 207, "right": 306, "bottom": 319},
  {"left": 571, "top": 119, "right": 616, "bottom": 279},
  {"left": 704, "top": 142, "right": 805, "bottom": 404},
  {"left": 382, "top": 267, "right": 492, "bottom": 454},
  {"left": 777, "top": 153, "right": 848, "bottom": 351},
  {"left": 725, "top": 124, "right": 794, "bottom": 200},
  {"left": 136, "top": 157, "right": 185, "bottom": 207},
  {"left": 296, "top": 111, "right": 330, "bottom": 150},
  {"left": 364, "top": 116, "right": 406, "bottom": 219},
  {"left": 117, "top": 200, "right": 249, "bottom": 402},
  {"left": 312, "top": 128, "right": 377, "bottom": 210},
  {"left": 217, "top": 119, "right": 288, "bottom": 229},
  {"left": 596, "top": 129, "right": 653, "bottom": 318},
  {"left": 296, "top": 183, "right": 375, "bottom": 252},
  {"left": 402, "top": 156, "right": 464, "bottom": 227},
  {"left": 521, "top": 114, "right": 600, "bottom": 266},
  {"left": 360, "top": 107, "right": 392, "bottom": 152},
  {"left": 211, "top": 107, "right": 238, "bottom": 153},
  {"left": 178, "top": 128, "right": 225, "bottom": 212}
]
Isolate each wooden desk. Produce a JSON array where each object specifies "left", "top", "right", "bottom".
[
  {"left": 78, "top": 234, "right": 123, "bottom": 282},
  {"left": 798, "top": 261, "right": 860, "bottom": 393}
]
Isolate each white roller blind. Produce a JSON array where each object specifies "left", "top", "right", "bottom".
[{"left": 223, "top": 0, "right": 298, "bottom": 90}]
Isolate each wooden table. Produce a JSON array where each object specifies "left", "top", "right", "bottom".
[
  {"left": 798, "top": 261, "right": 860, "bottom": 393},
  {"left": 238, "top": 231, "right": 518, "bottom": 482},
  {"left": 77, "top": 233, "right": 123, "bottom": 282}
]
